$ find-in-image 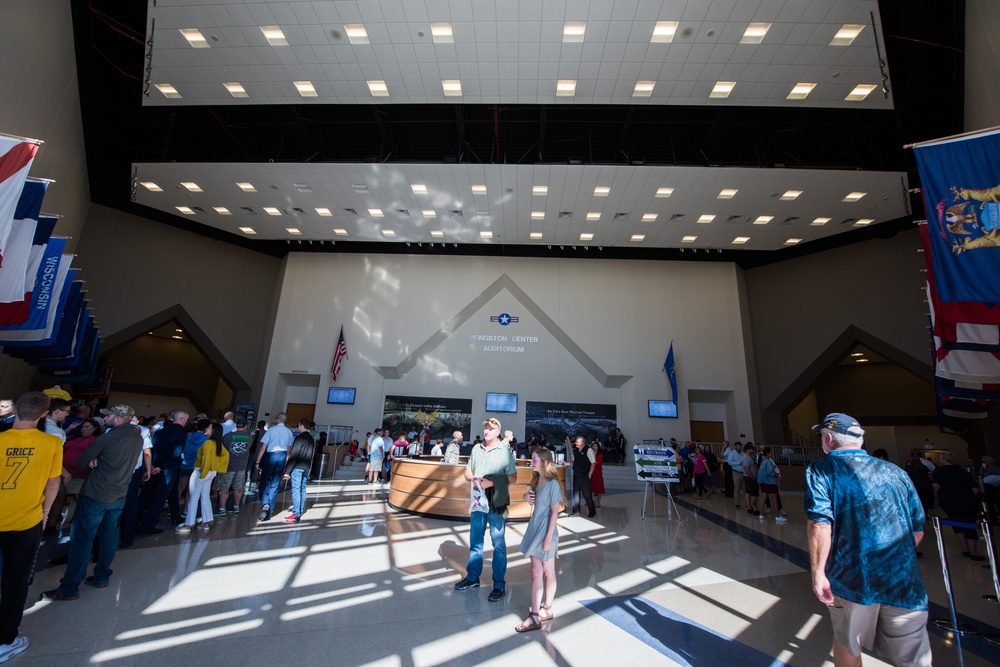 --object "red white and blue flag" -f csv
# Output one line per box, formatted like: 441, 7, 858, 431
0, 180, 48, 301
0, 138, 40, 261
331, 325, 348, 381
